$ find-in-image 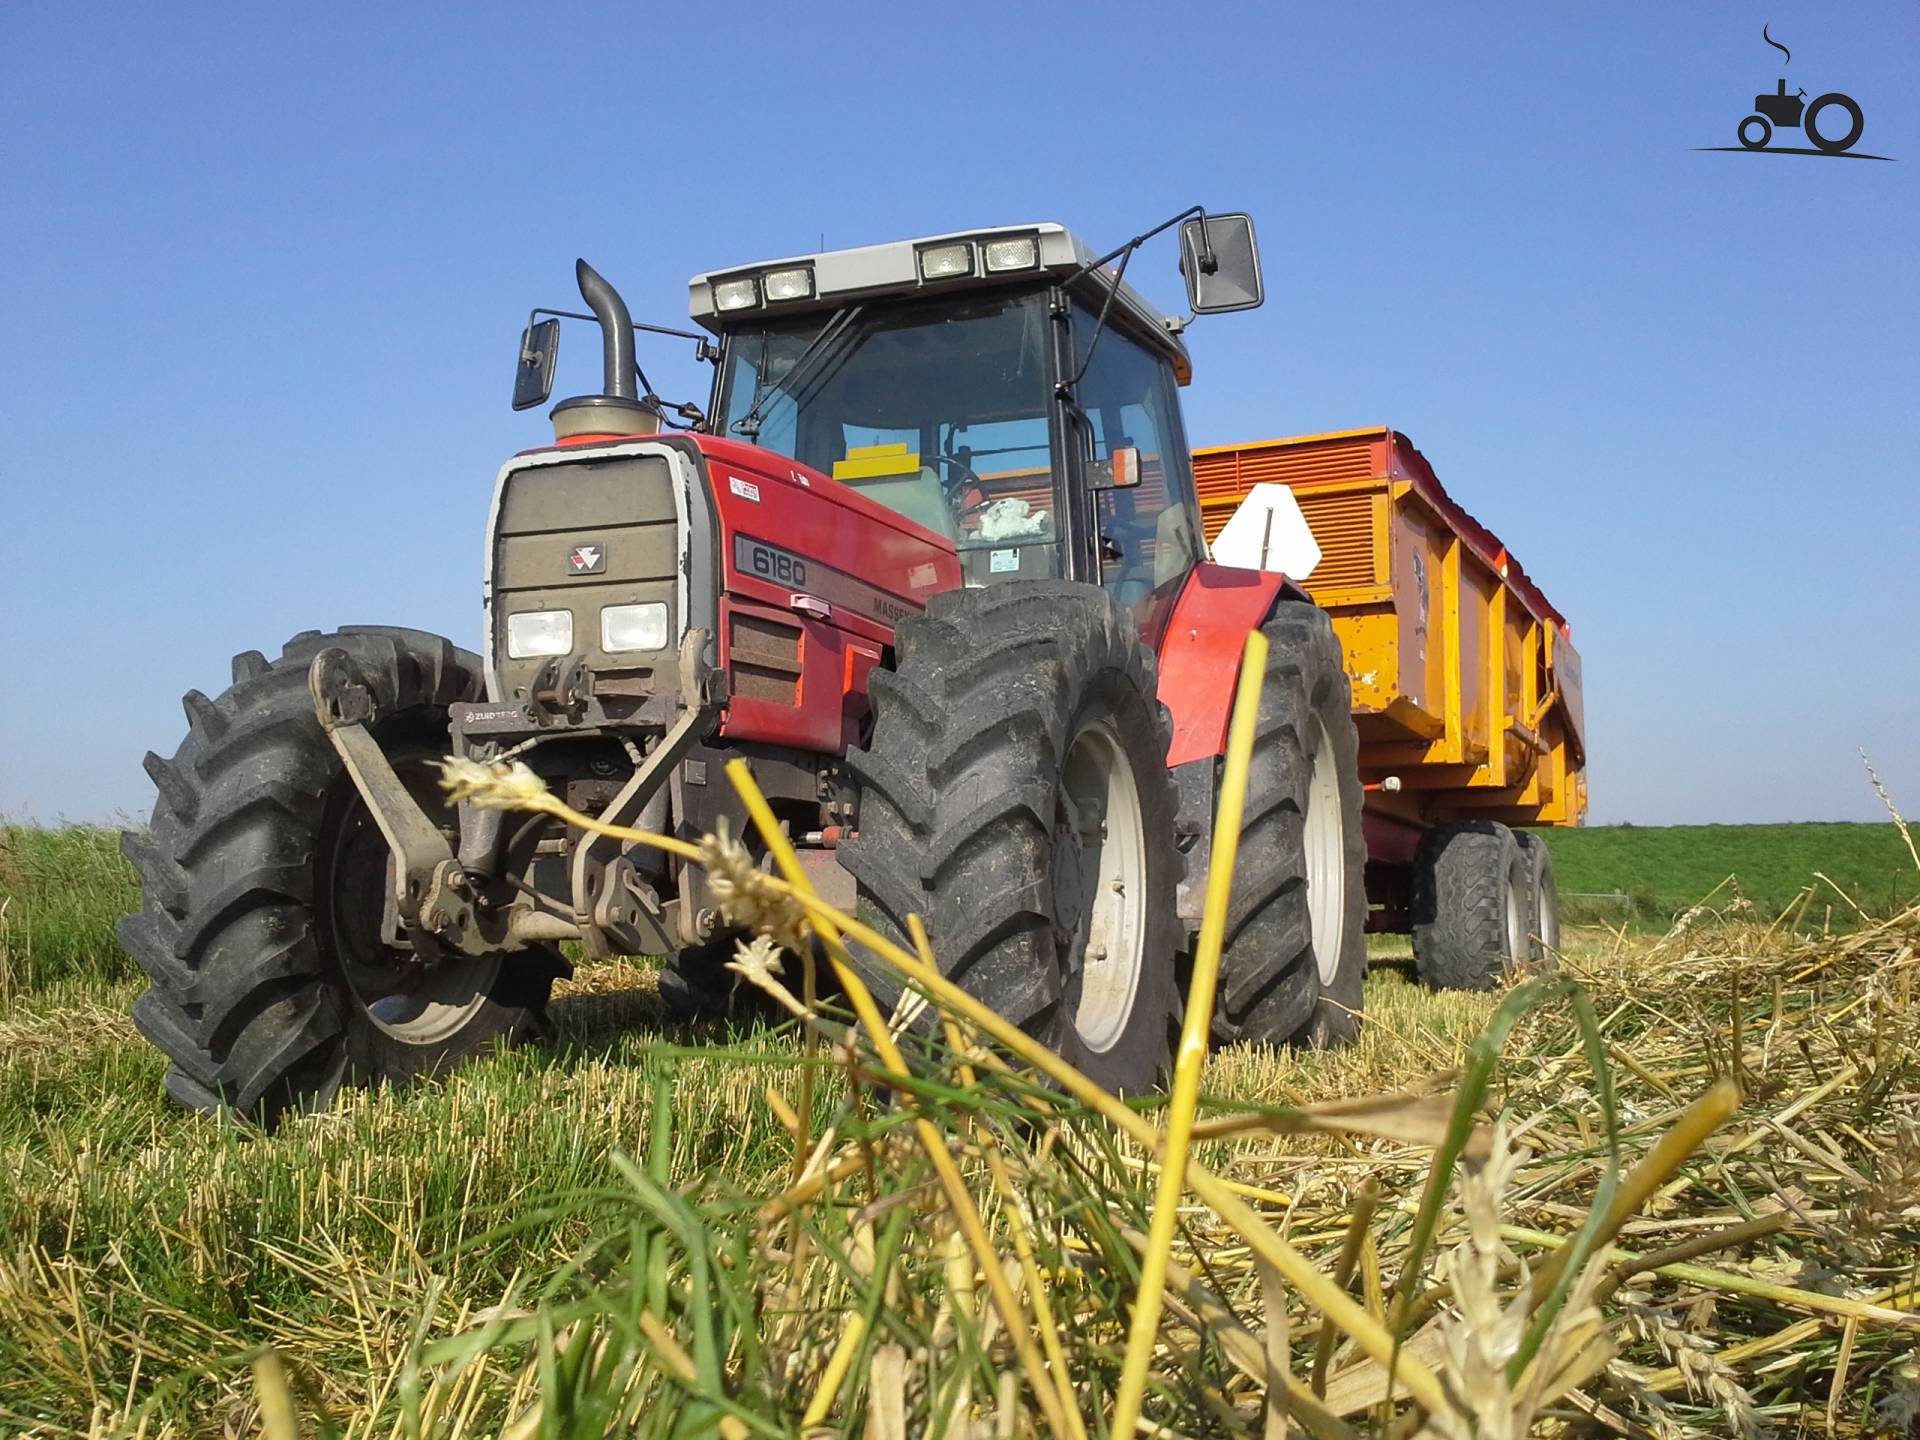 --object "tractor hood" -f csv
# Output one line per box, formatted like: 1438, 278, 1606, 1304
482, 434, 959, 744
